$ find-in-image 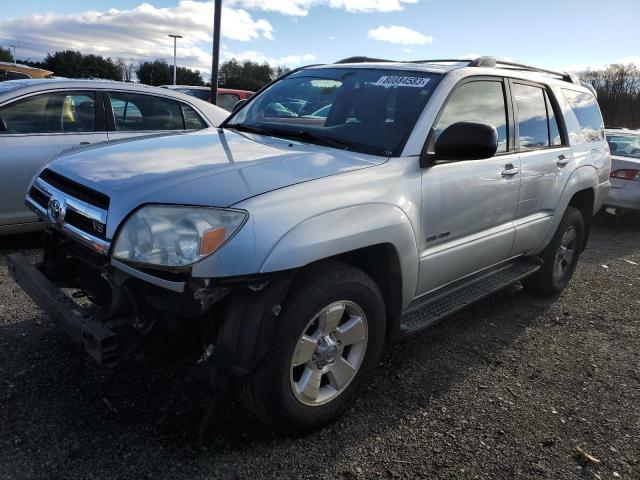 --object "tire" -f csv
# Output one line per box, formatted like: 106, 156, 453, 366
522, 206, 585, 296
236, 260, 386, 434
